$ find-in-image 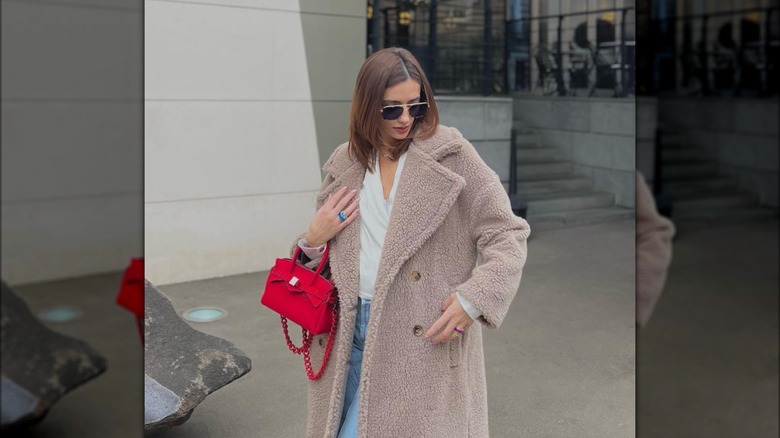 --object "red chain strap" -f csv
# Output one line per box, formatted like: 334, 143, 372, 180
281, 316, 311, 355
280, 304, 339, 380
